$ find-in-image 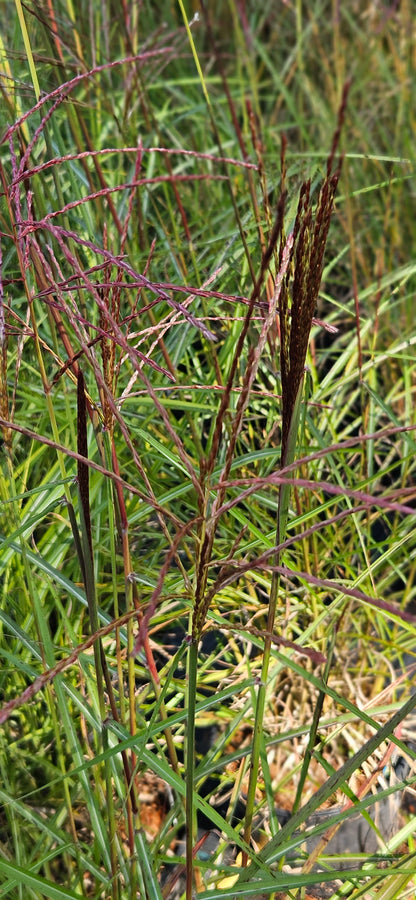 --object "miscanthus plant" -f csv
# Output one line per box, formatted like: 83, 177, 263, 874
0, 2, 415, 899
